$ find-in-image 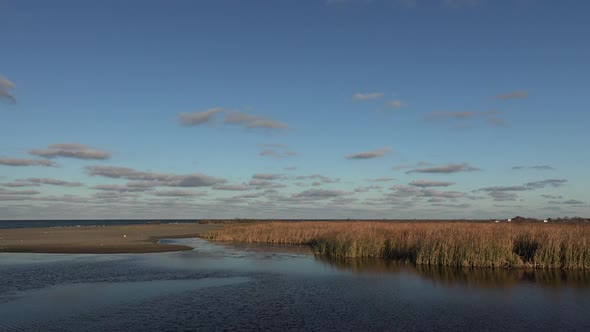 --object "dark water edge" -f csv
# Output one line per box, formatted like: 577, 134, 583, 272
315, 256, 590, 289
1, 238, 589, 331
0, 219, 200, 229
